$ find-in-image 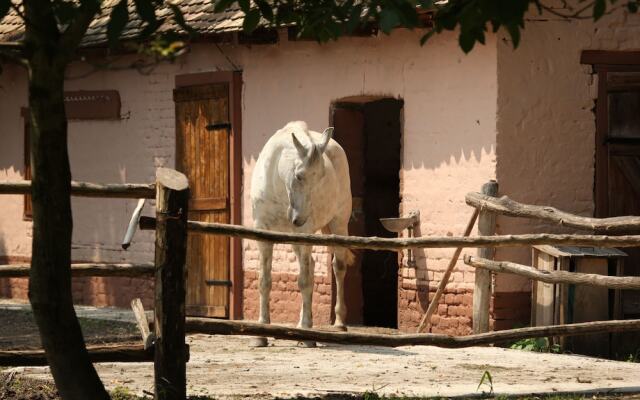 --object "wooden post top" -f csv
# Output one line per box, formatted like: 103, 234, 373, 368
156, 168, 189, 191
